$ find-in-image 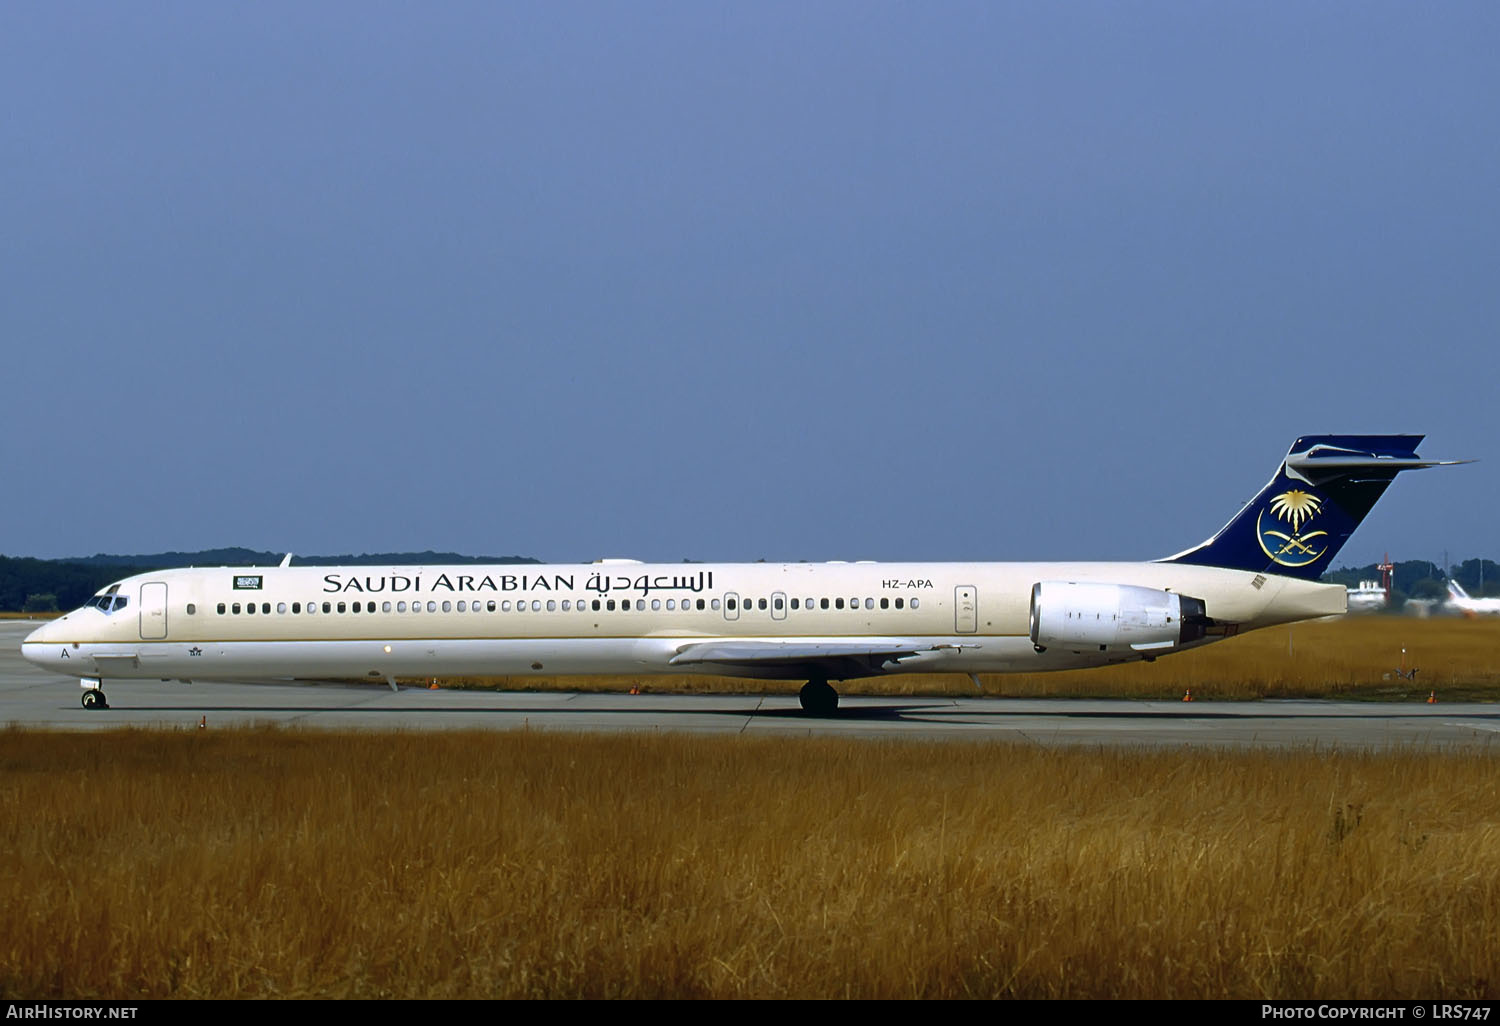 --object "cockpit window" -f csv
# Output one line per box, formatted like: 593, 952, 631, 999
86, 593, 129, 613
